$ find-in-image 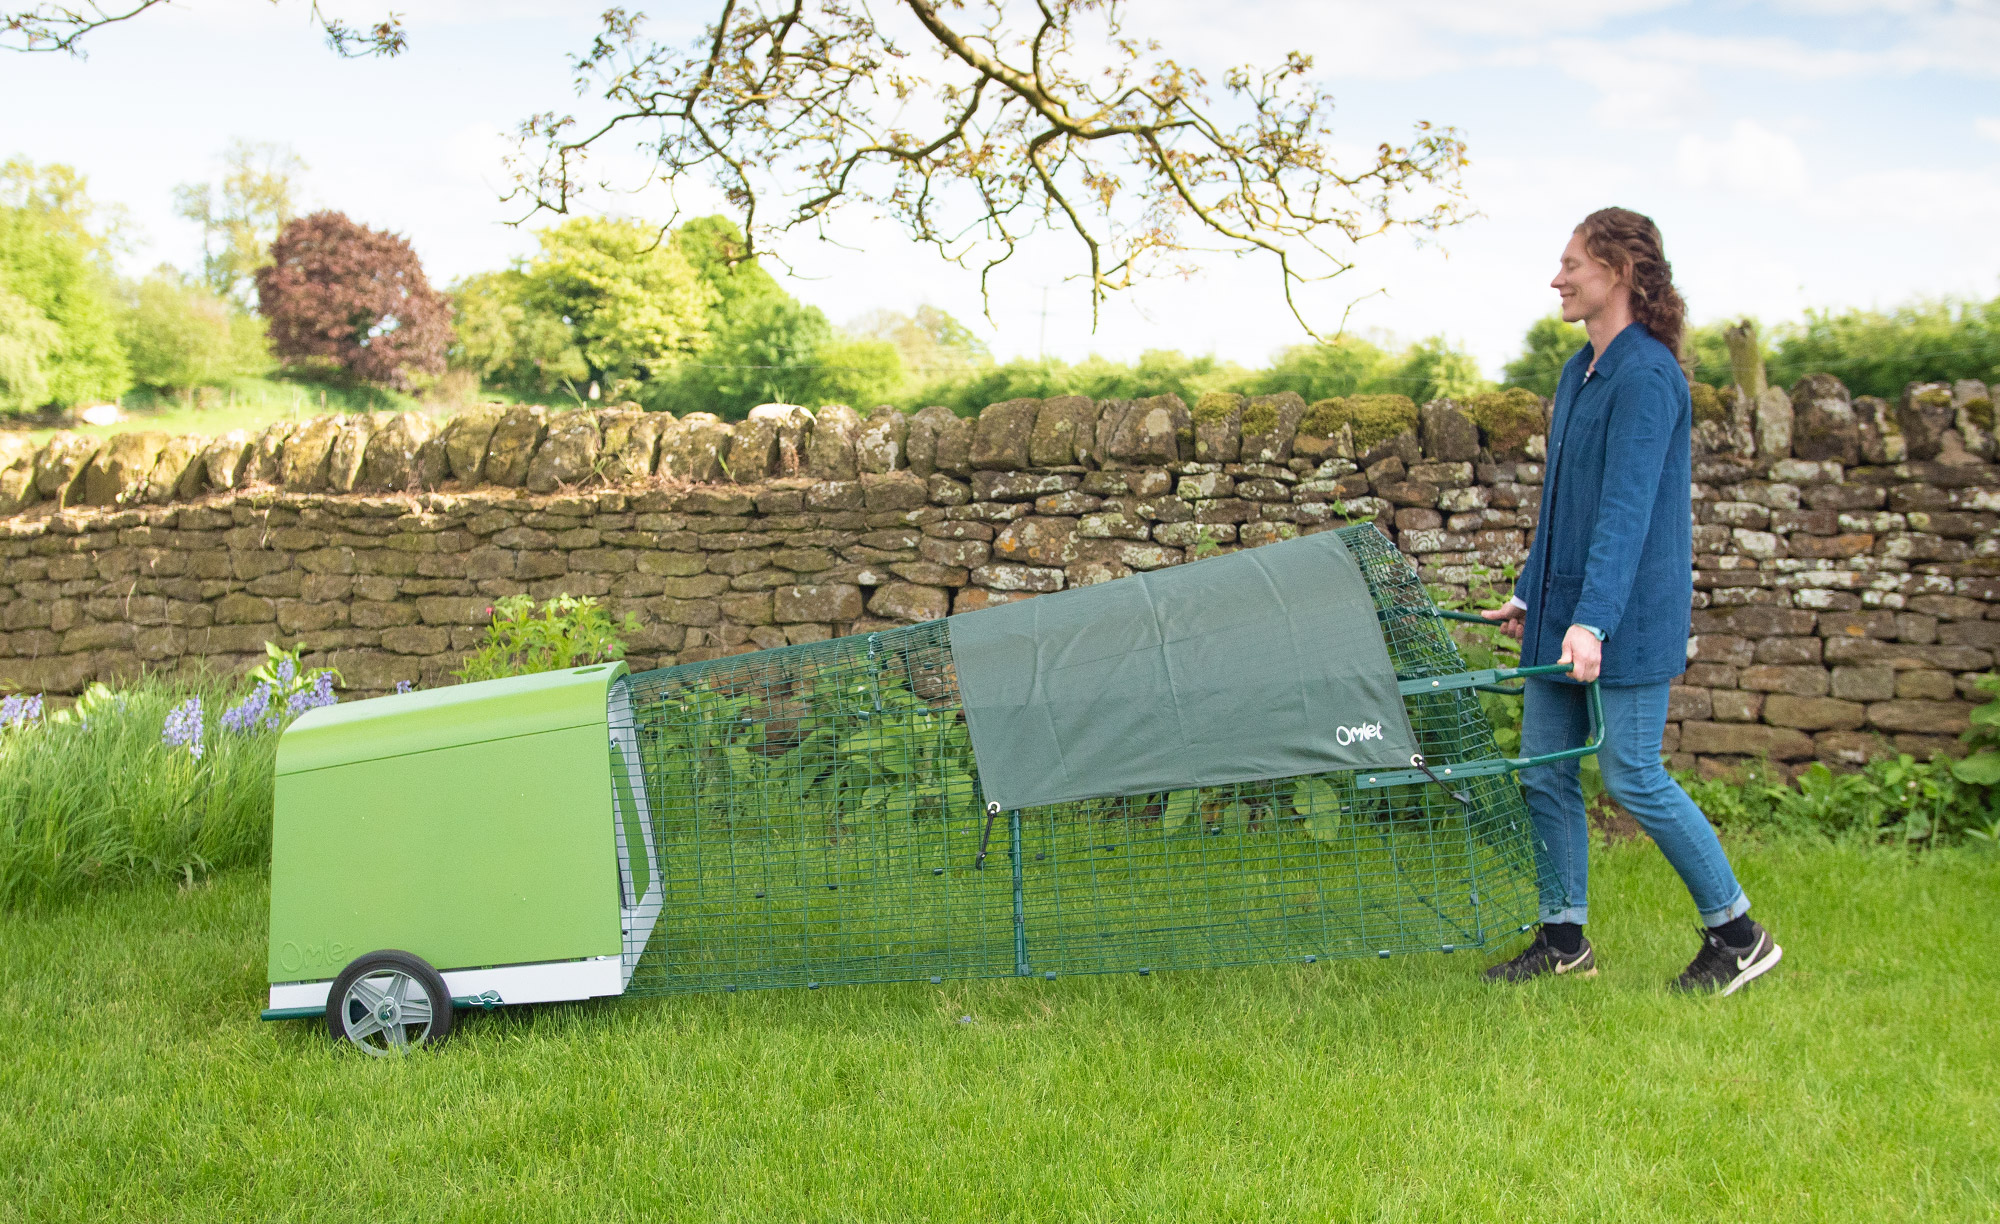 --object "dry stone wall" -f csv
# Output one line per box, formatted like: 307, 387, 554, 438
1, 376, 1996, 778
